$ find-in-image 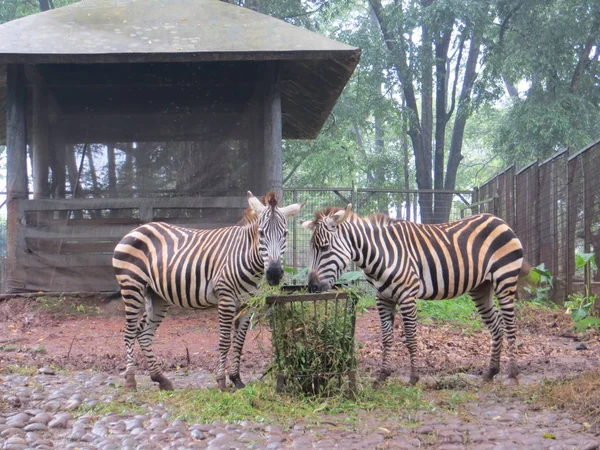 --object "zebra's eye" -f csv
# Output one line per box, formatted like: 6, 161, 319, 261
318, 245, 329, 253
258, 229, 265, 238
